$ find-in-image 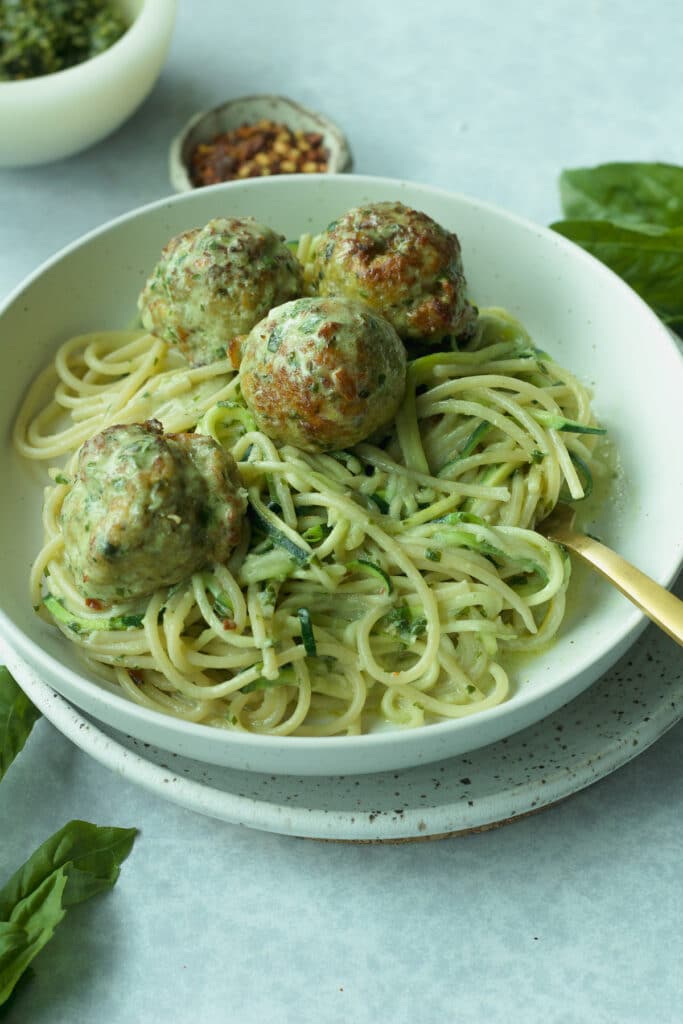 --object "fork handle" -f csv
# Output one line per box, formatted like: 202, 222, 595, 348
566, 533, 683, 646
